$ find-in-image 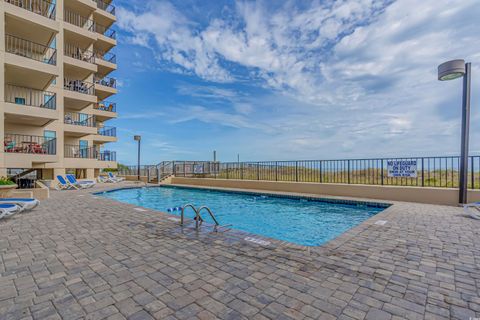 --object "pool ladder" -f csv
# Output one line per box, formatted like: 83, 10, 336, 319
180, 204, 230, 232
